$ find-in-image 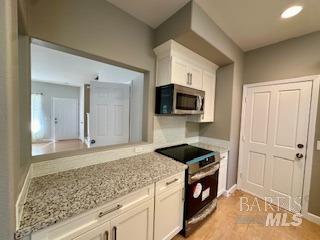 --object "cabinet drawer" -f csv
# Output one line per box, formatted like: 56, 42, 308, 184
155, 172, 185, 195
32, 185, 154, 240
